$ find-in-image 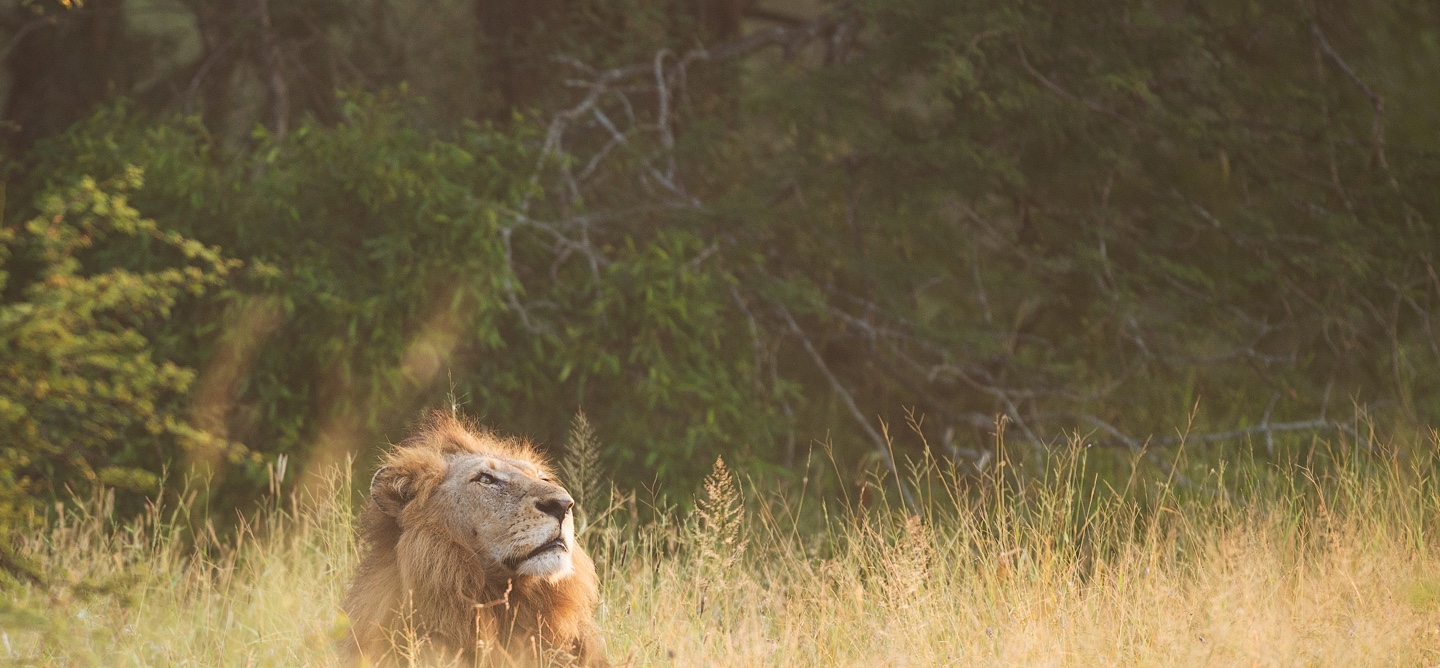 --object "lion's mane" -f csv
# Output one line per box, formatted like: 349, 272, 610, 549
342, 413, 606, 666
